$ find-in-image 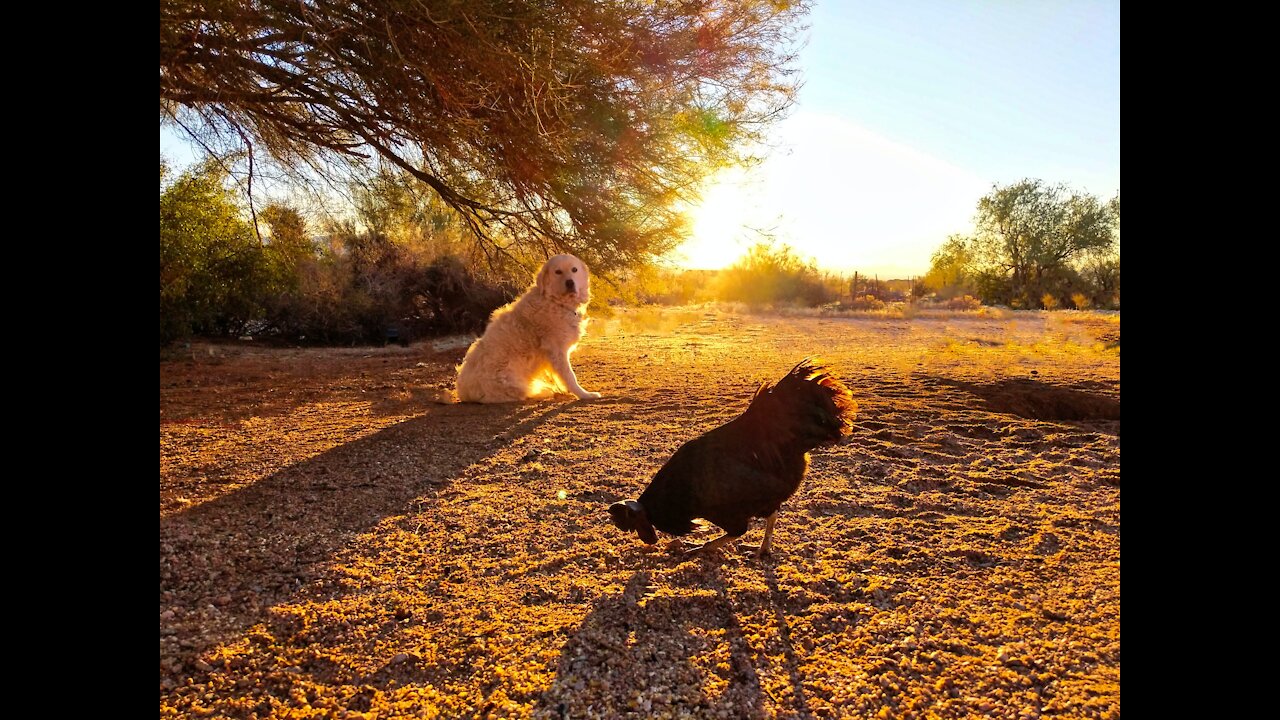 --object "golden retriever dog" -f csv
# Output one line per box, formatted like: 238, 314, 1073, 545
455, 254, 602, 403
